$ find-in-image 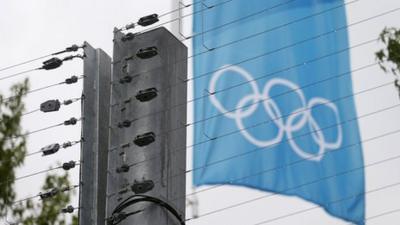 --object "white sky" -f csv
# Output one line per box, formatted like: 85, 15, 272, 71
0, 0, 399, 224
